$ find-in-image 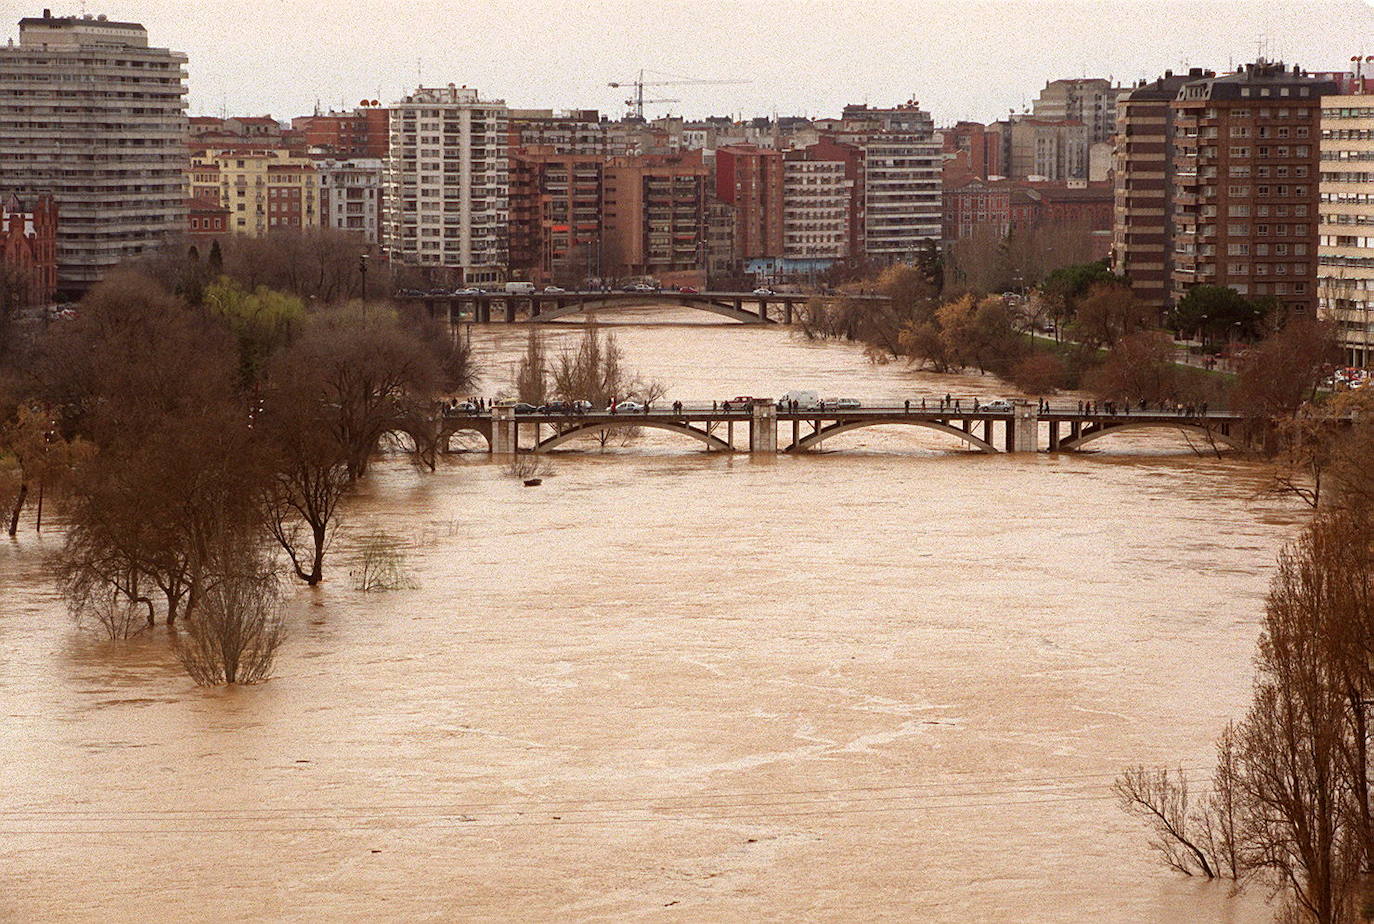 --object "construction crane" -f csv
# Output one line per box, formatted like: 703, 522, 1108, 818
609, 69, 750, 120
